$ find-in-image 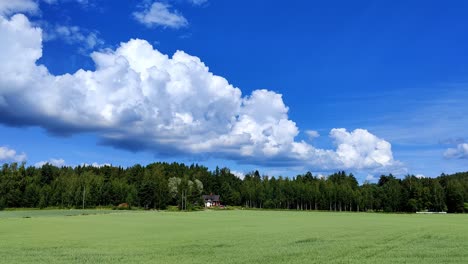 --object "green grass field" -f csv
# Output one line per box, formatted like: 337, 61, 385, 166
0, 210, 467, 263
